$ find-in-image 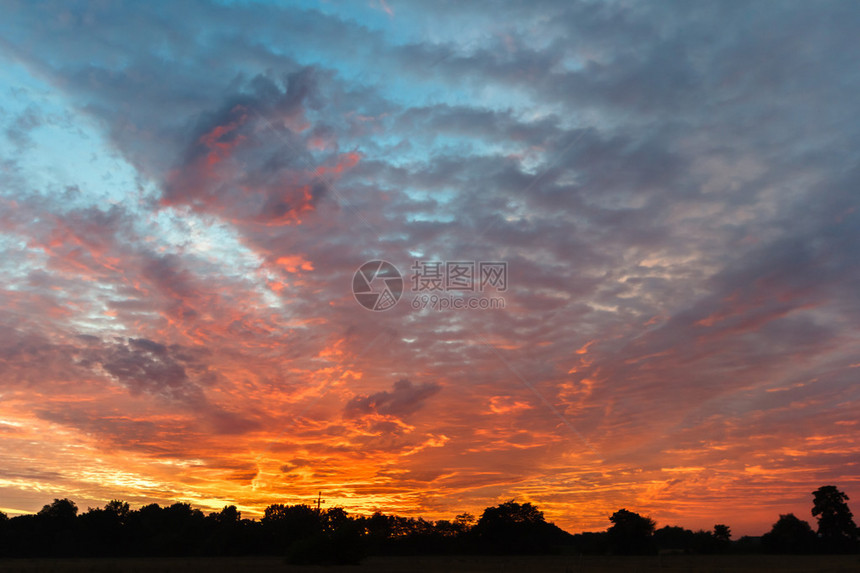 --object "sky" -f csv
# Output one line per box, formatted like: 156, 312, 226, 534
0, 0, 859, 537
